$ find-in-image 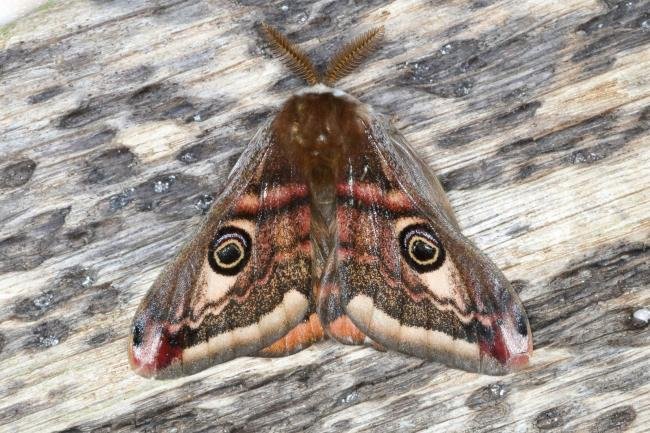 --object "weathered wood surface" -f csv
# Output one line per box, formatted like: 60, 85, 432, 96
0, 0, 649, 432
